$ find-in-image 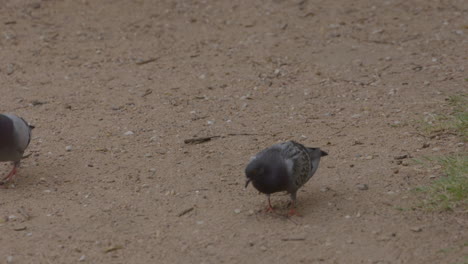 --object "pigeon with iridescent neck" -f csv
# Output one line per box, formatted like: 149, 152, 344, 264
245, 141, 327, 216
